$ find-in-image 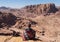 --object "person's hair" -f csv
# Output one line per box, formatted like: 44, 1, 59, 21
28, 23, 31, 28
